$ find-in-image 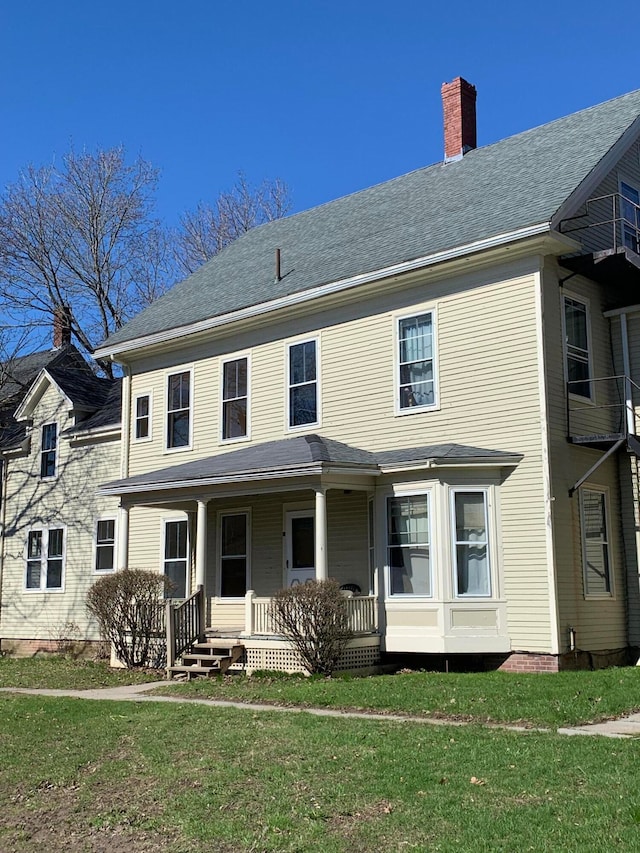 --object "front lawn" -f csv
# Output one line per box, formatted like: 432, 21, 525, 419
1, 694, 640, 852
0, 655, 161, 690
155, 666, 640, 728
